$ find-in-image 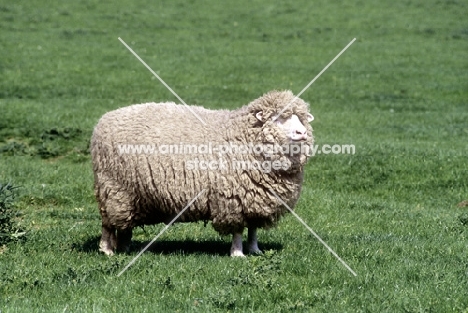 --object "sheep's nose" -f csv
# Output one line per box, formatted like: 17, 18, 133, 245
292, 129, 307, 141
